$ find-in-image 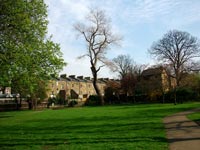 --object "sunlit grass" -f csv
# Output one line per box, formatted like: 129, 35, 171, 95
187, 111, 200, 124
0, 103, 200, 150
